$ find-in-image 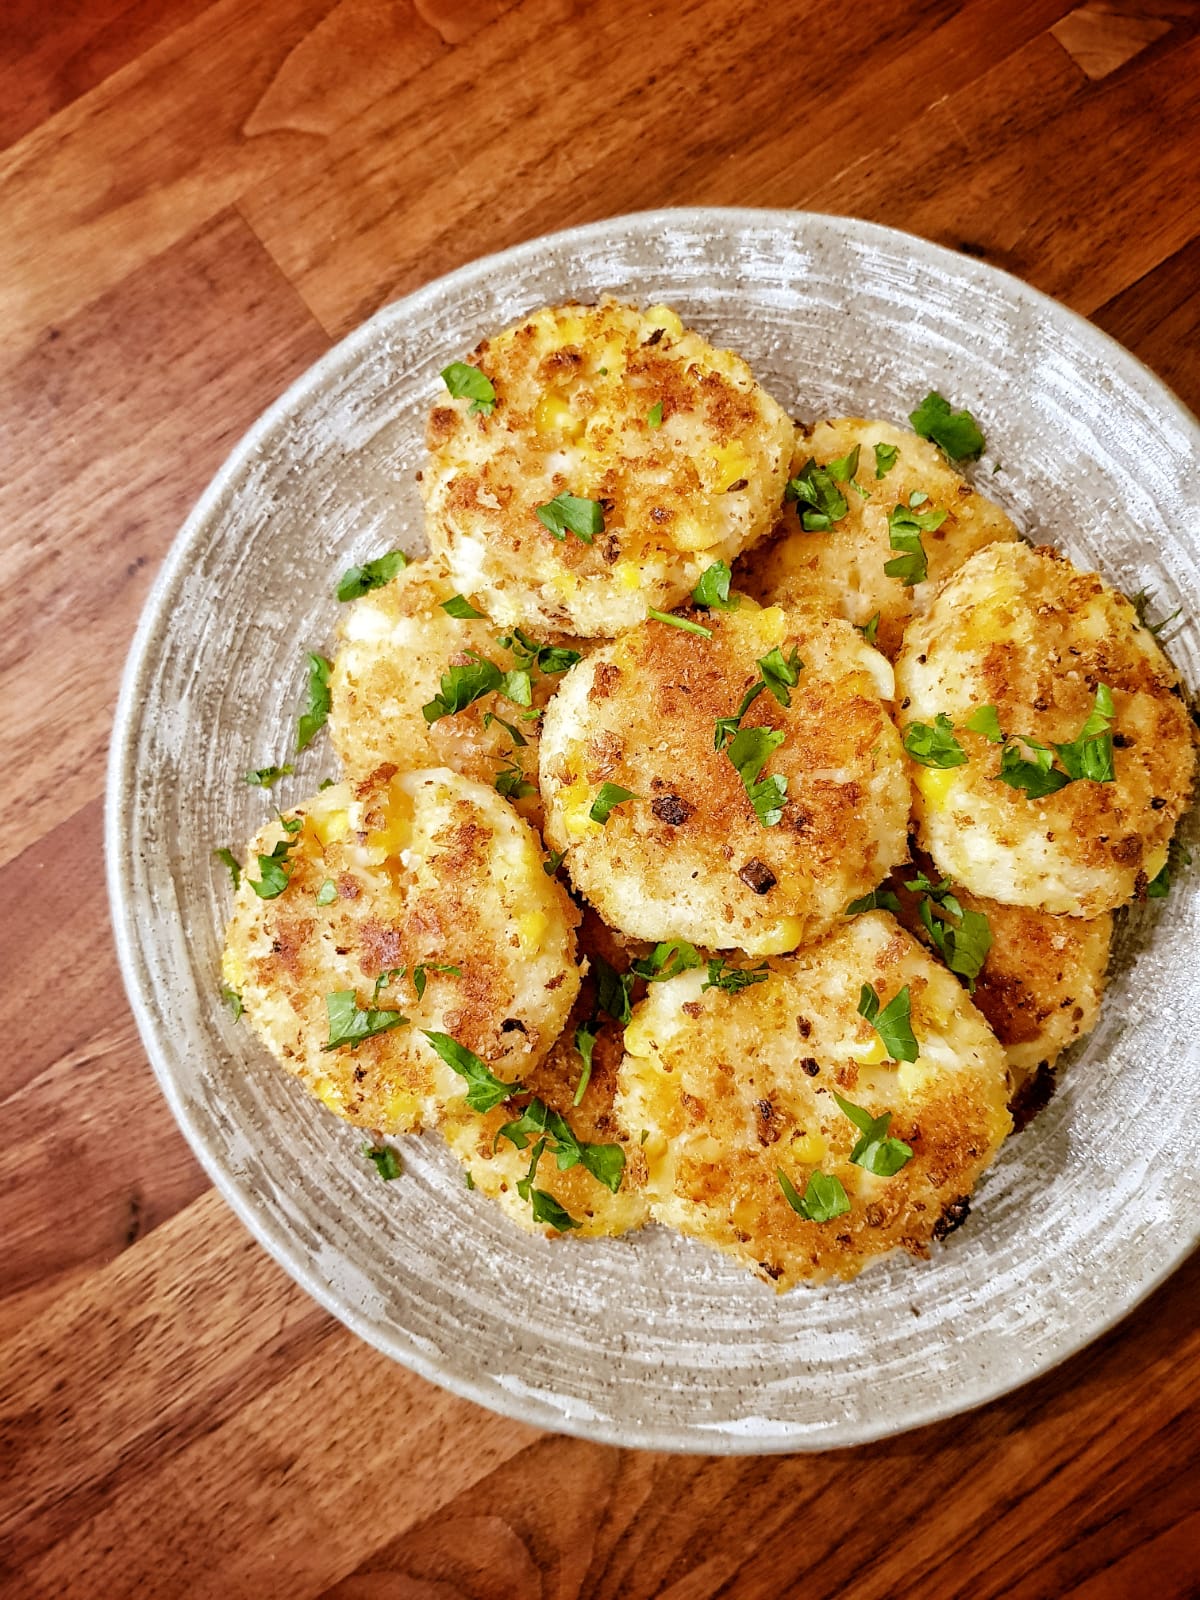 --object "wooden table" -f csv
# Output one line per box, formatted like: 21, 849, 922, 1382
3, 1, 1198, 1593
